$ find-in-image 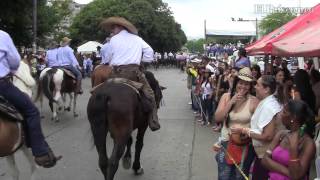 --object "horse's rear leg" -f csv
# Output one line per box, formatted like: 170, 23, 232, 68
122, 136, 133, 169
21, 146, 38, 180
6, 155, 19, 180
107, 139, 128, 180
72, 93, 78, 117
132, 126, 147, 175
